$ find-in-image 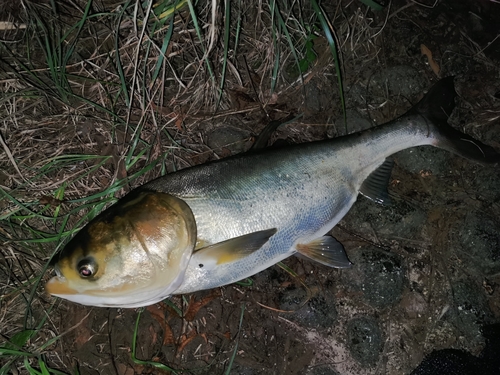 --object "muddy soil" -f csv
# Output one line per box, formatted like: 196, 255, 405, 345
10, 0, 500, 374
